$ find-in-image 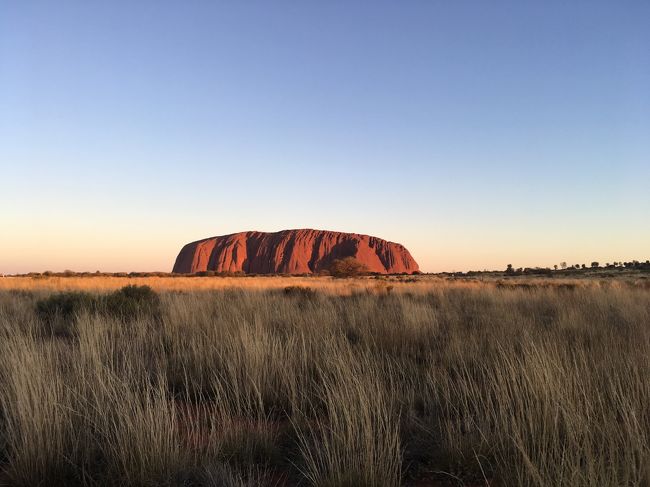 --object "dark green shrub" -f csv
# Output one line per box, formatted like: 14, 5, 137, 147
104, 285, 161, 322
35, 291, 99, 336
